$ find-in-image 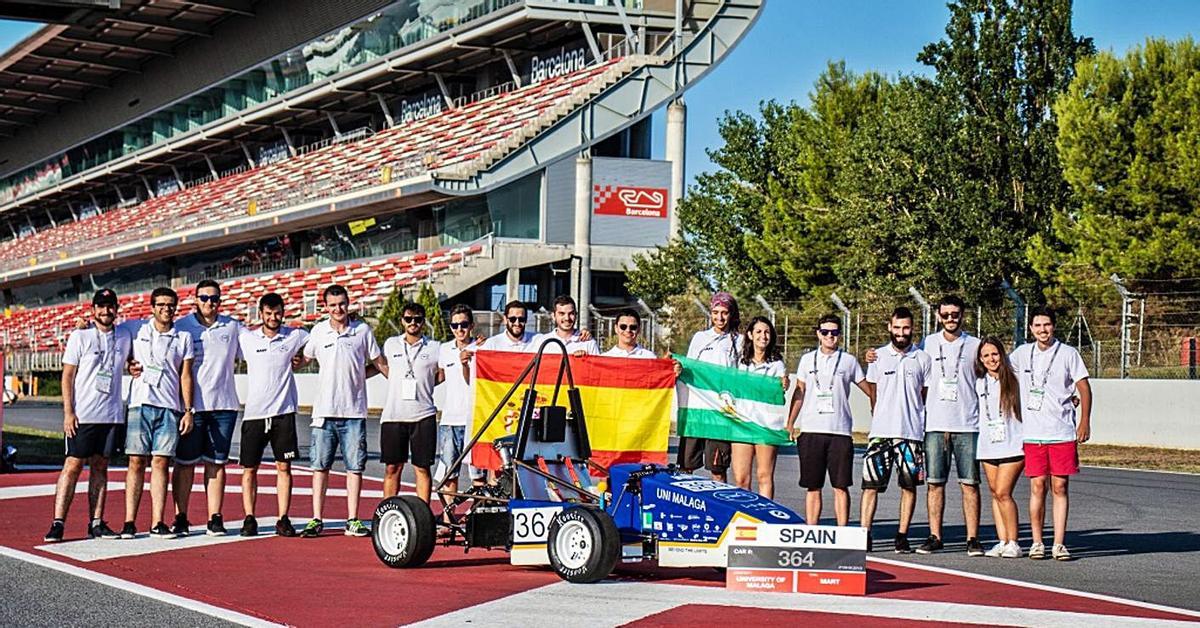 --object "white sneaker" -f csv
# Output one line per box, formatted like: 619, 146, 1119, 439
1001, 541, 1022, 558
984, 541, 1006, 558
1028, 542, 1046, 559
1053, 544, 1072, 561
